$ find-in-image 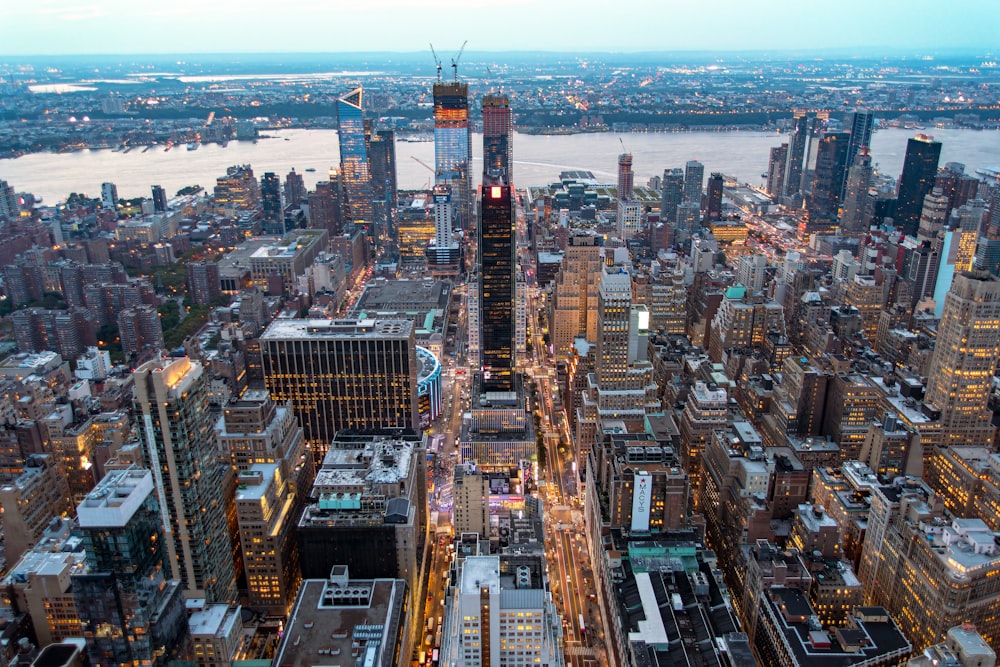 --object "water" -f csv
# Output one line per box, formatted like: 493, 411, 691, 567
2, 127, 998, 203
